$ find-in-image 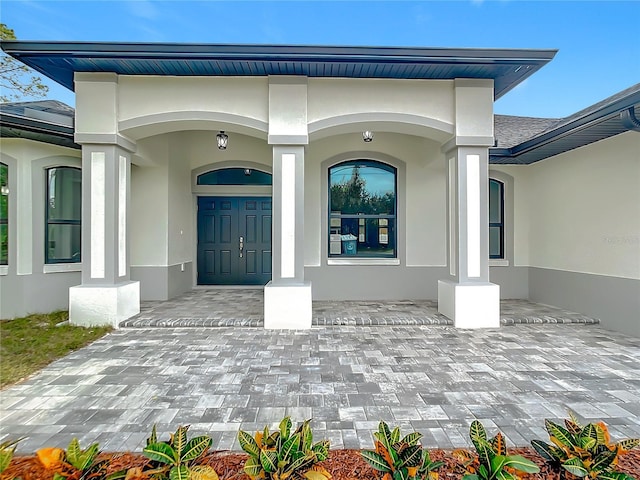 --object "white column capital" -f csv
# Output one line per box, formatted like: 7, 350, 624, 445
74, 133, 137, 153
